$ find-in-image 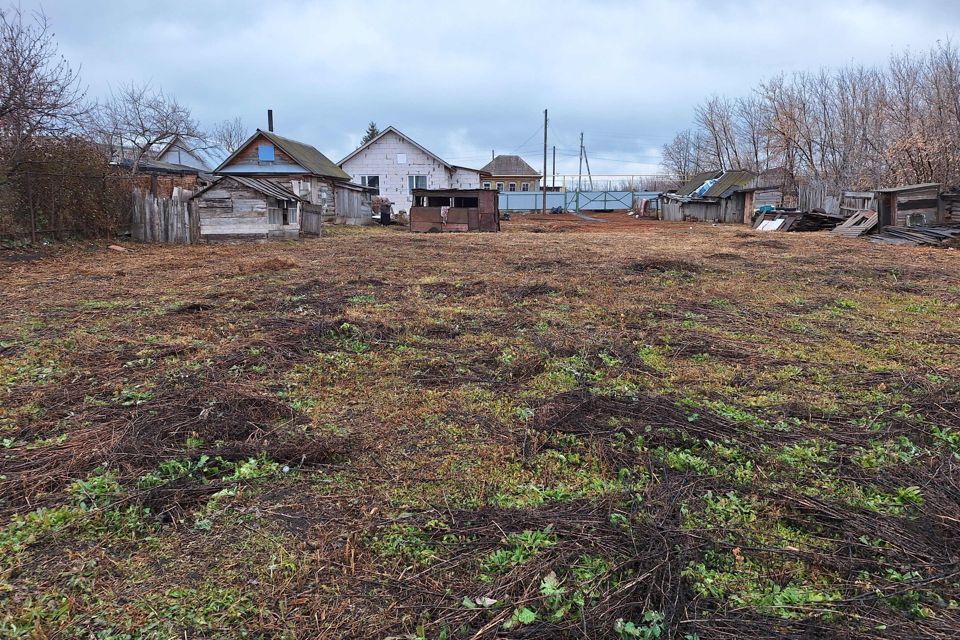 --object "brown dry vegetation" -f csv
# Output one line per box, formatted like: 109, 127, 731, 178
1, 217, 960, 639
